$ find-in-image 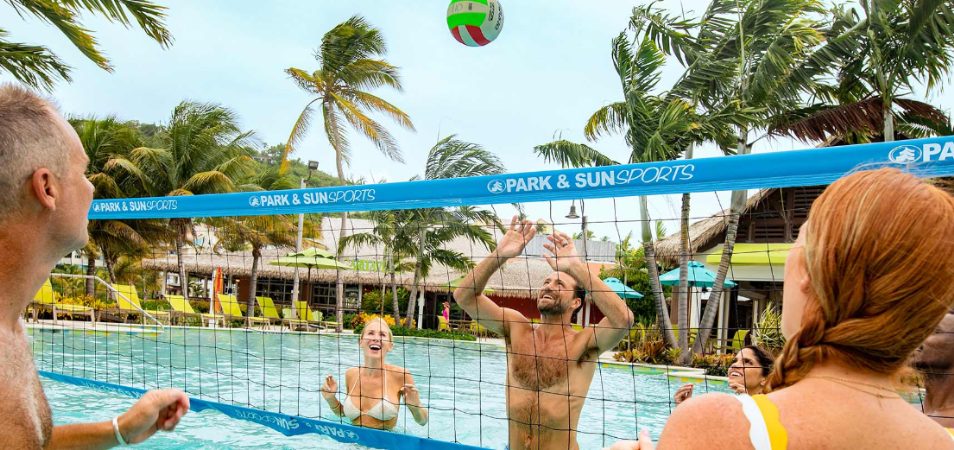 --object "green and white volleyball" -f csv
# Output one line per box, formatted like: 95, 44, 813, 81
447, 0, 504, 47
